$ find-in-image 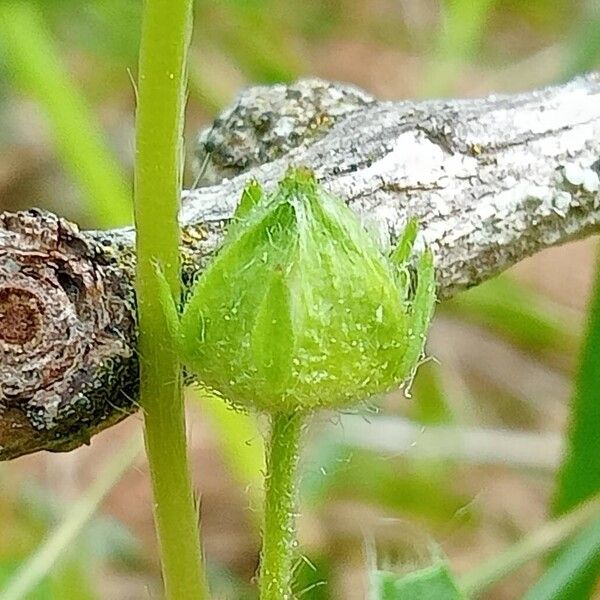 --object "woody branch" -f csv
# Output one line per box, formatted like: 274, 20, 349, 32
1, 74, 599, 460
